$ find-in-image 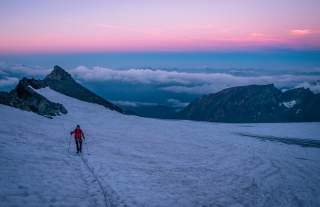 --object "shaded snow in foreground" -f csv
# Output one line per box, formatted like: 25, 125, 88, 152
0, 87, 320, 207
